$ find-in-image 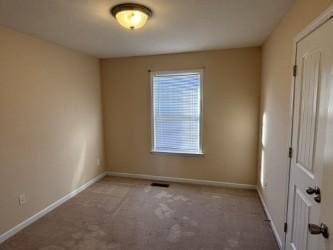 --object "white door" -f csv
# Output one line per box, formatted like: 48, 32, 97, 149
286, 18, 333, 250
